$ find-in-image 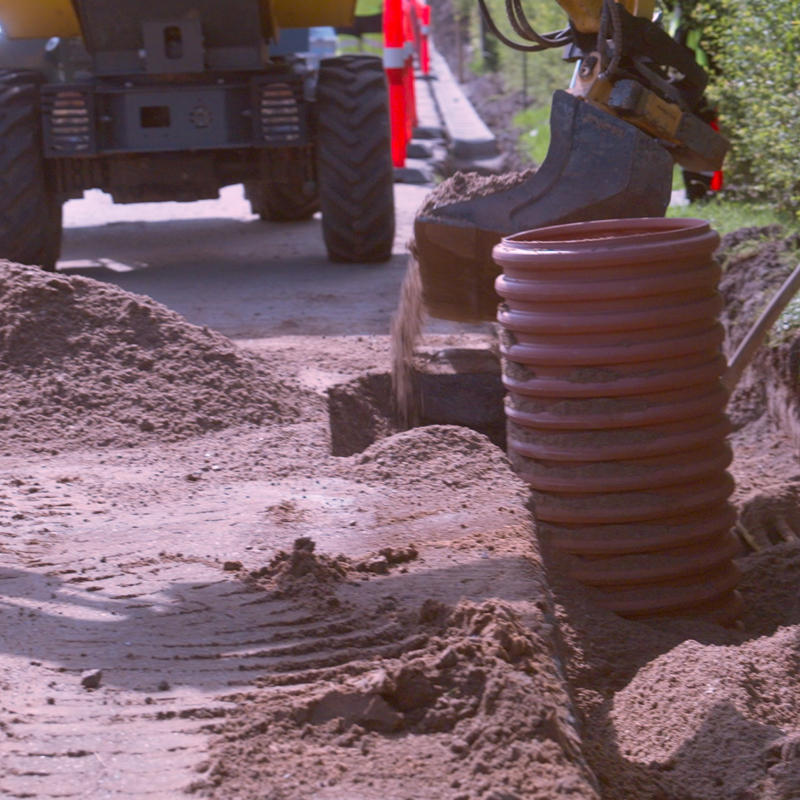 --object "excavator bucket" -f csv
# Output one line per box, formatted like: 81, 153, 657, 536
415, 90, 674, 323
